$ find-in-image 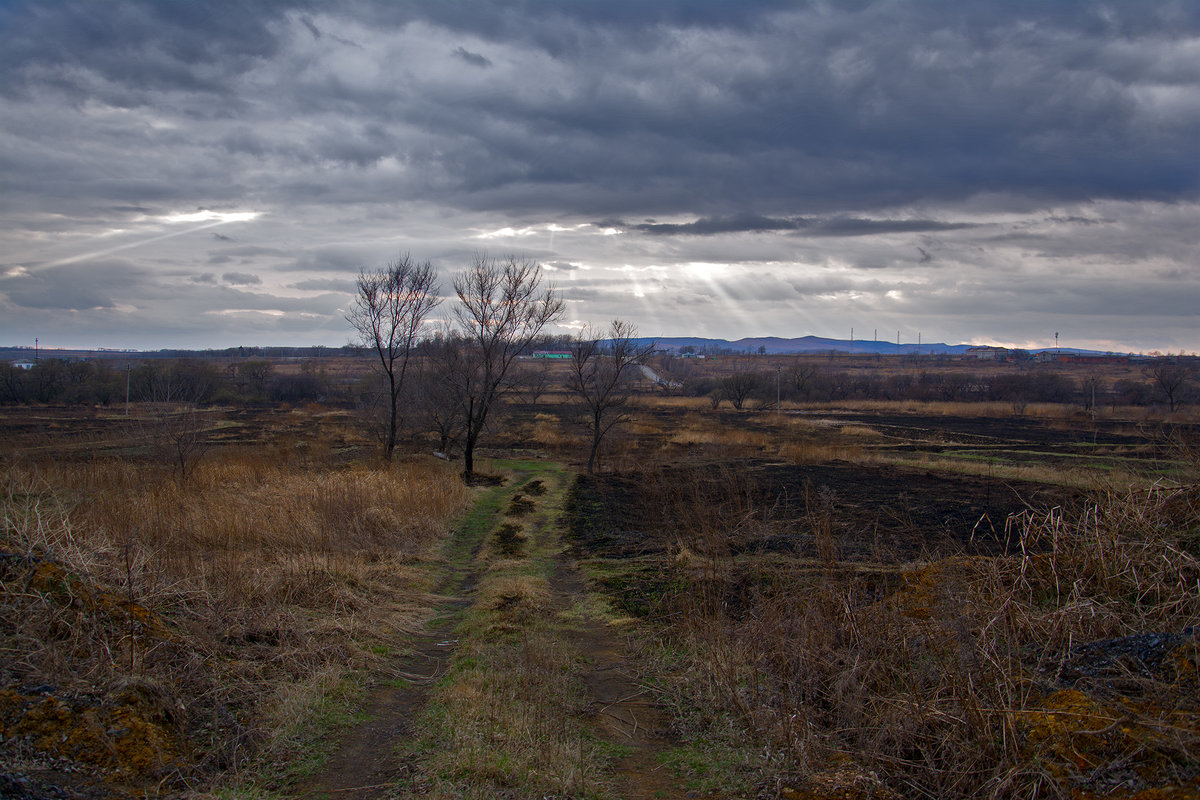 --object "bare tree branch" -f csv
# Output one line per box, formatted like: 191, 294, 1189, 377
347, 255, 440, 461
